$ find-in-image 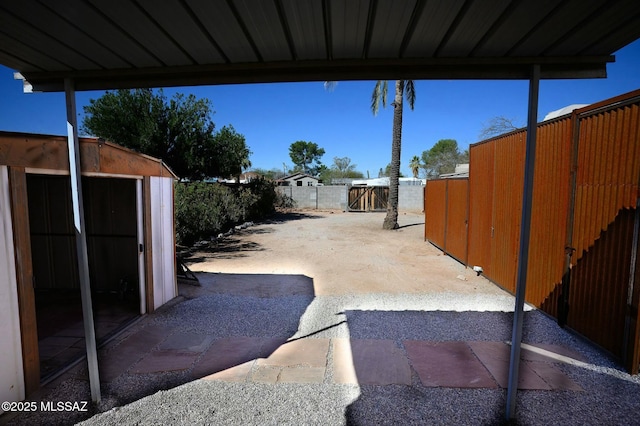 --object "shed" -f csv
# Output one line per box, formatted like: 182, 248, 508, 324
0, 131, 177, 402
